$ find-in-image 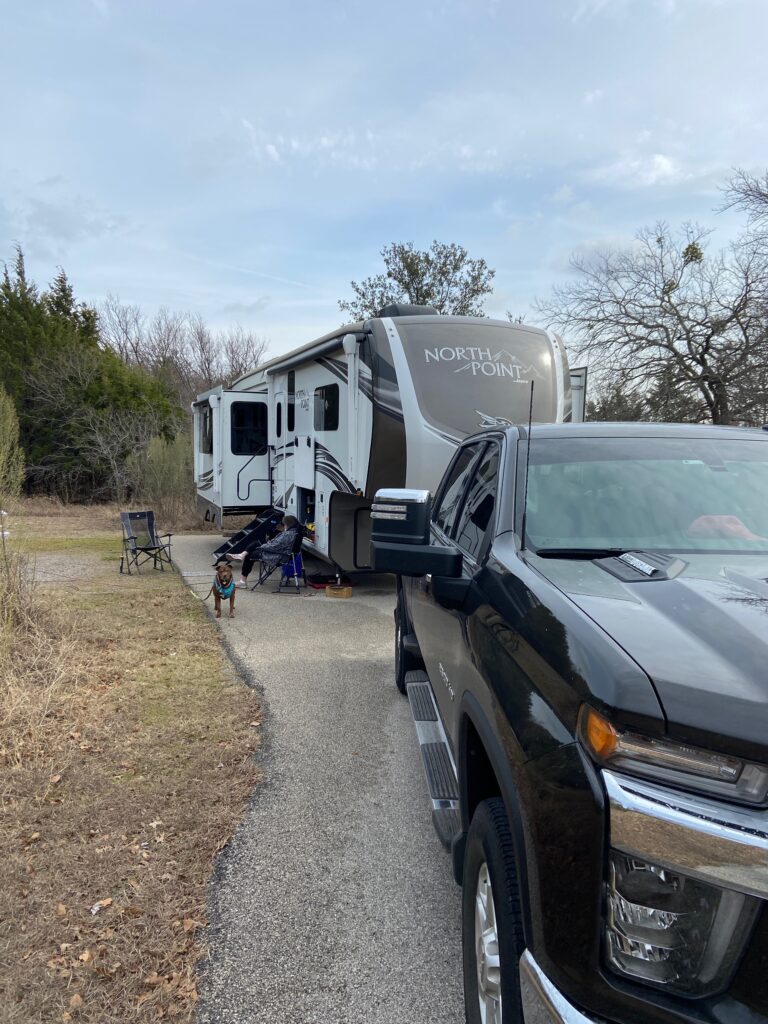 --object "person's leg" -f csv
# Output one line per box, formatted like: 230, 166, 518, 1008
238, 547, 261, 586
